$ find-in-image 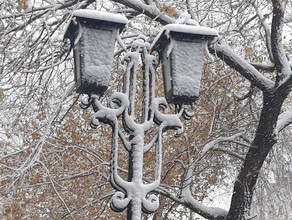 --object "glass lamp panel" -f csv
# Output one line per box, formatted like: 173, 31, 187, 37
79, 26, 116, 94
171, 39, 207, 102
73, 42, 82, 91
162, 47, 173, 102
